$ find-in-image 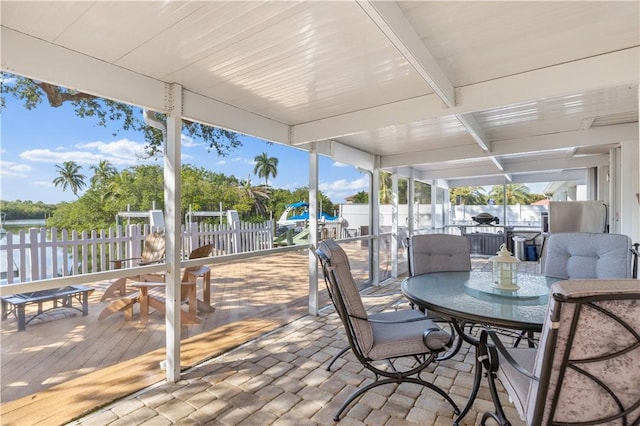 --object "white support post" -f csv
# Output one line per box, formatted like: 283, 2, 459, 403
408, 170, 415, 238
164, 83, 183, 382
620, 140, 639, 242
308, 146, 319, 315
431, 180, 437, 230
371, 166, 380, 285
391, 171, 399, 278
